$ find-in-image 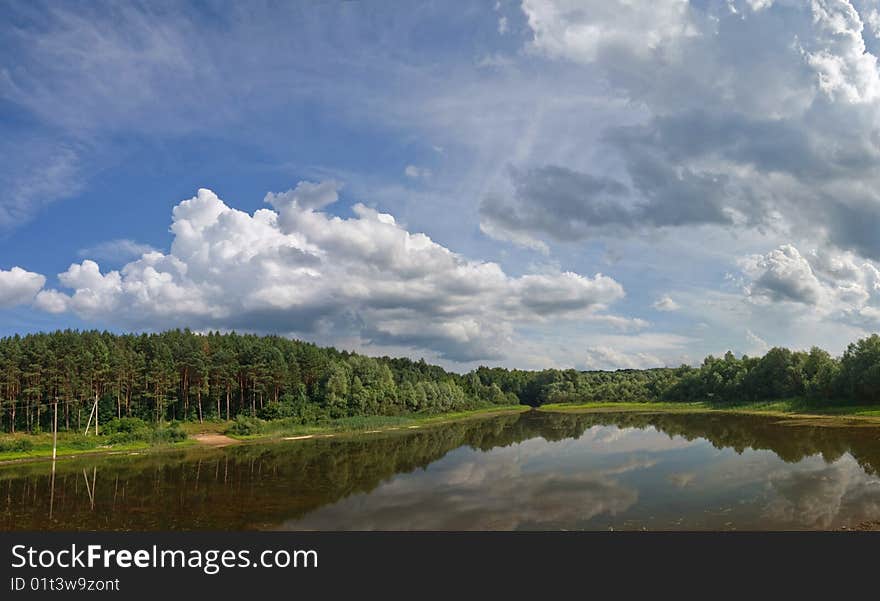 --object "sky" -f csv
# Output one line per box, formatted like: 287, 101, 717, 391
3, 0, 880, 371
